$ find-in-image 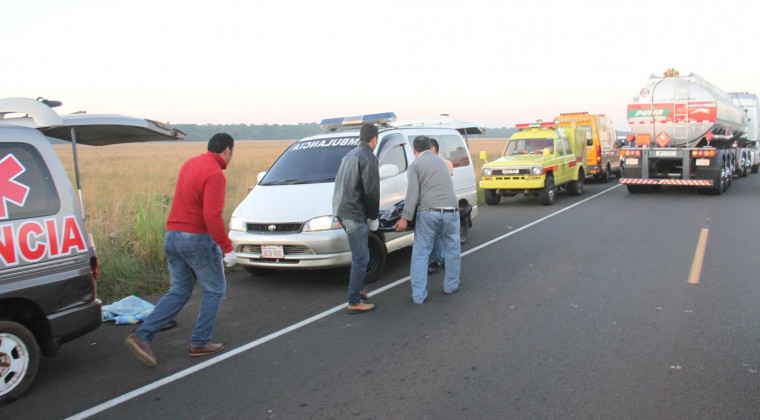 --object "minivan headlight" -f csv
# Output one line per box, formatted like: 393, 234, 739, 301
483, 168, 493, 176
229, 216, 246, 232
531, 166, 543, 175
303, 216, 342, 232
